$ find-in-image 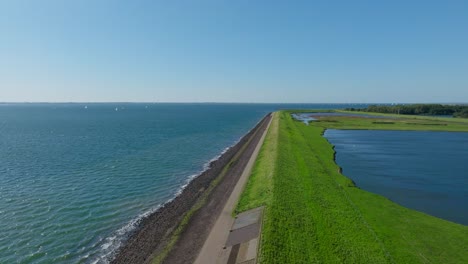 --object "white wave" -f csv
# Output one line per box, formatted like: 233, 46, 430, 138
88, 203, 163, 263
89, 115, 267, 263
87, 145, 234, 263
